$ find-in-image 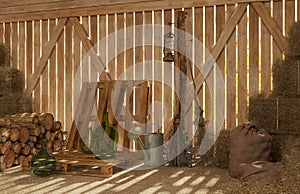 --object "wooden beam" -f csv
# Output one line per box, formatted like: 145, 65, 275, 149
190, 3, 248, 99
211, 3, 248, 60
251, 2, 288, 53
0, 0, 279, 23
69, 17, 111, 81
24, 17, 68, 97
